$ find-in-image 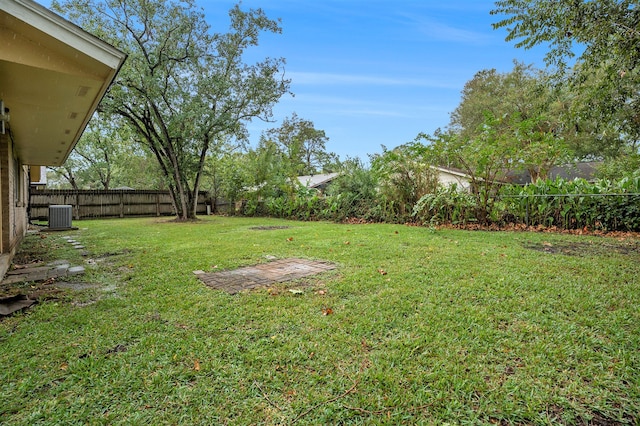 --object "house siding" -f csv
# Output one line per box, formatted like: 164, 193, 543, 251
0, 130, 28, 255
